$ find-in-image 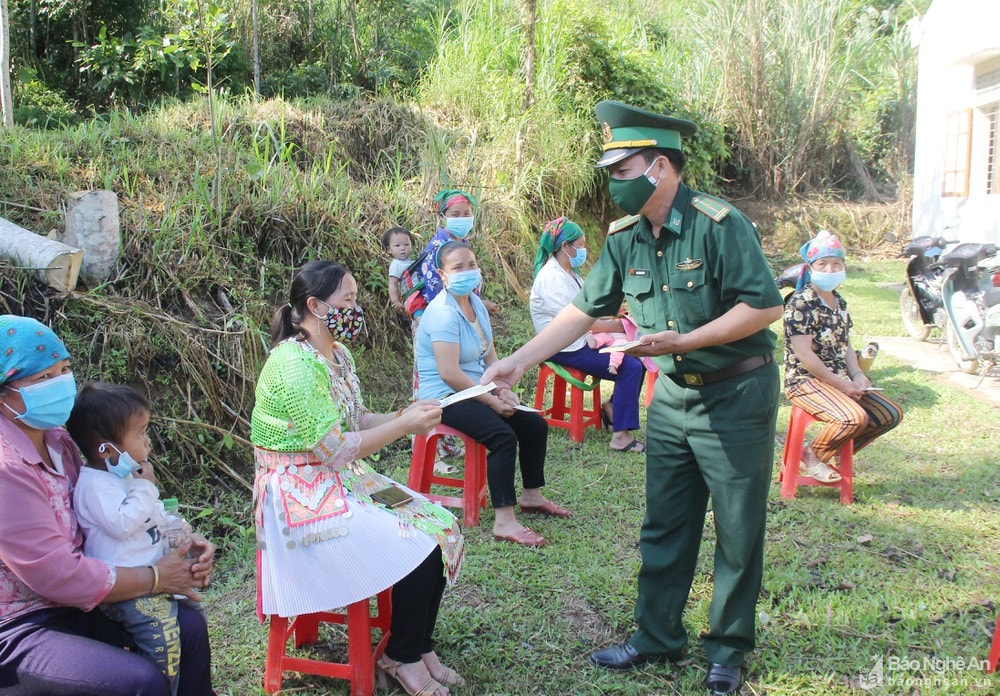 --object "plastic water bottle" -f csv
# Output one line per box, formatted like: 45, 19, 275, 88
162, 497, 196, 558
